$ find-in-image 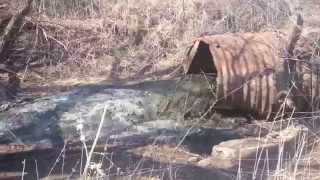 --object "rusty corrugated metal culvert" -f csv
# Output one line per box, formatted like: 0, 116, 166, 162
183, 31, 320, 118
